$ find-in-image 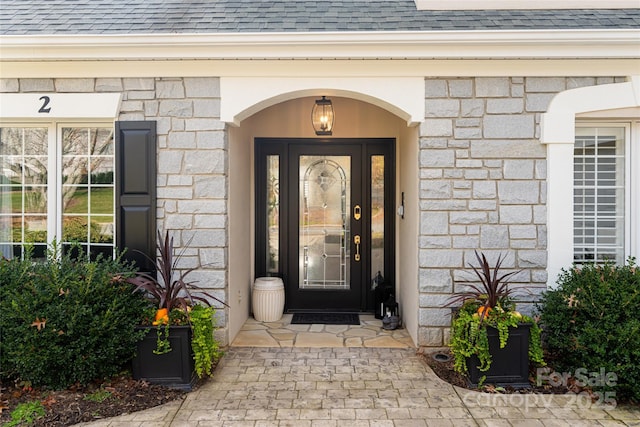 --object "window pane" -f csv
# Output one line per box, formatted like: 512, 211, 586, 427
63, 216, 89, 243
93, 128, 115, 156
62, 126, 116, 258
63, 127, 88, 155
21, 157, 48, 185
63, 186, 88, 214
24, 187, 47, 213
1, 125, 114, 259
92, 216, 114, 243
266, 155, 279, 273
62, 156, 88, 185
0, 127, 48, 259
574, 127, 625, 264
24, 215, 47, 243
90, 187, 114, 215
